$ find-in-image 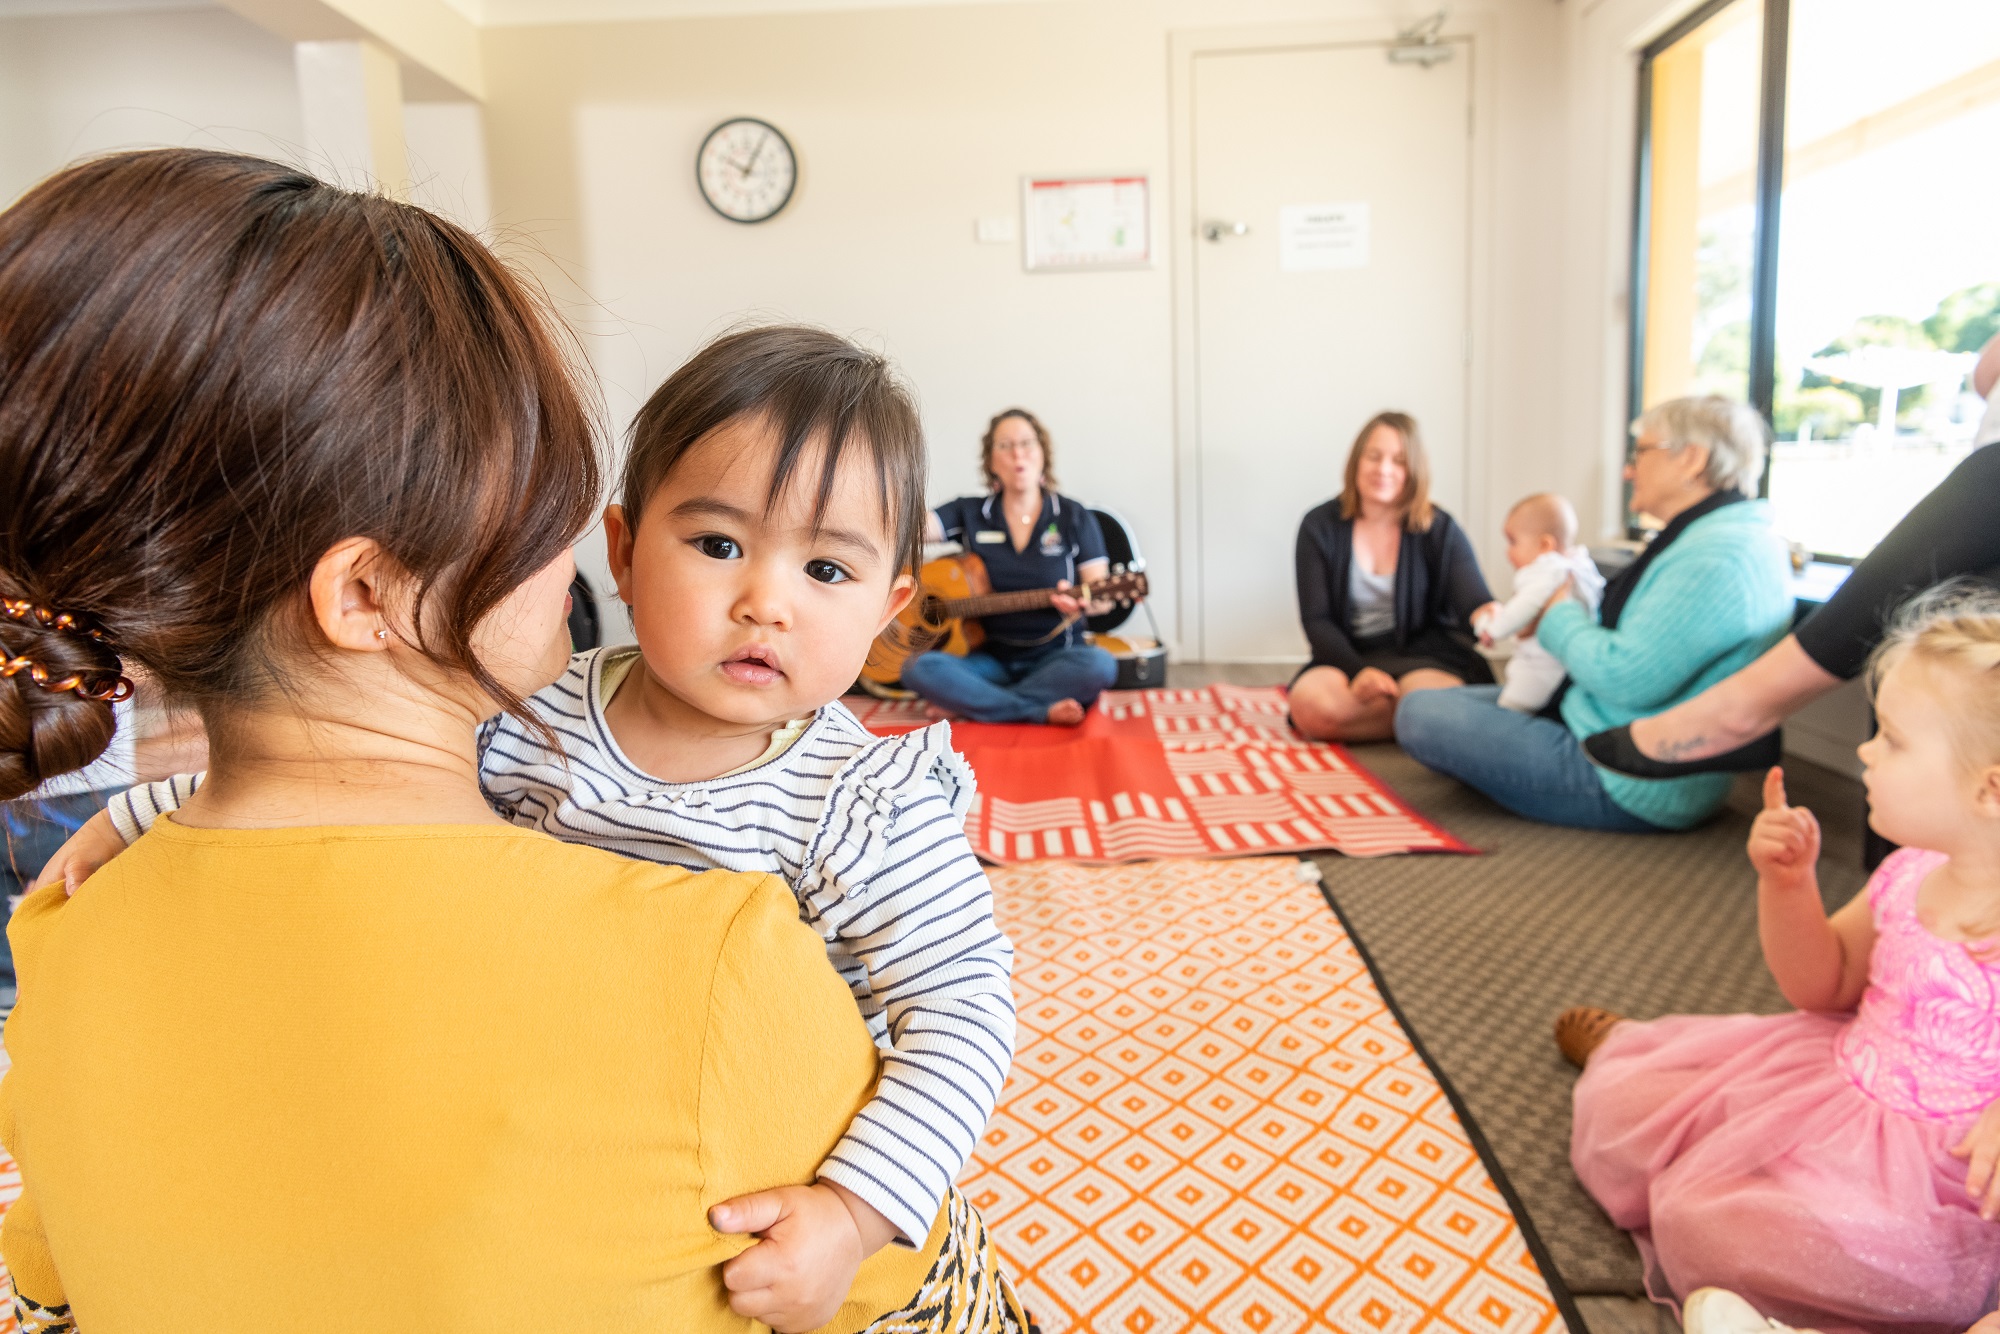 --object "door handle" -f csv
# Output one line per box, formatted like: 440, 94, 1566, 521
1201, 220, 1250, 242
